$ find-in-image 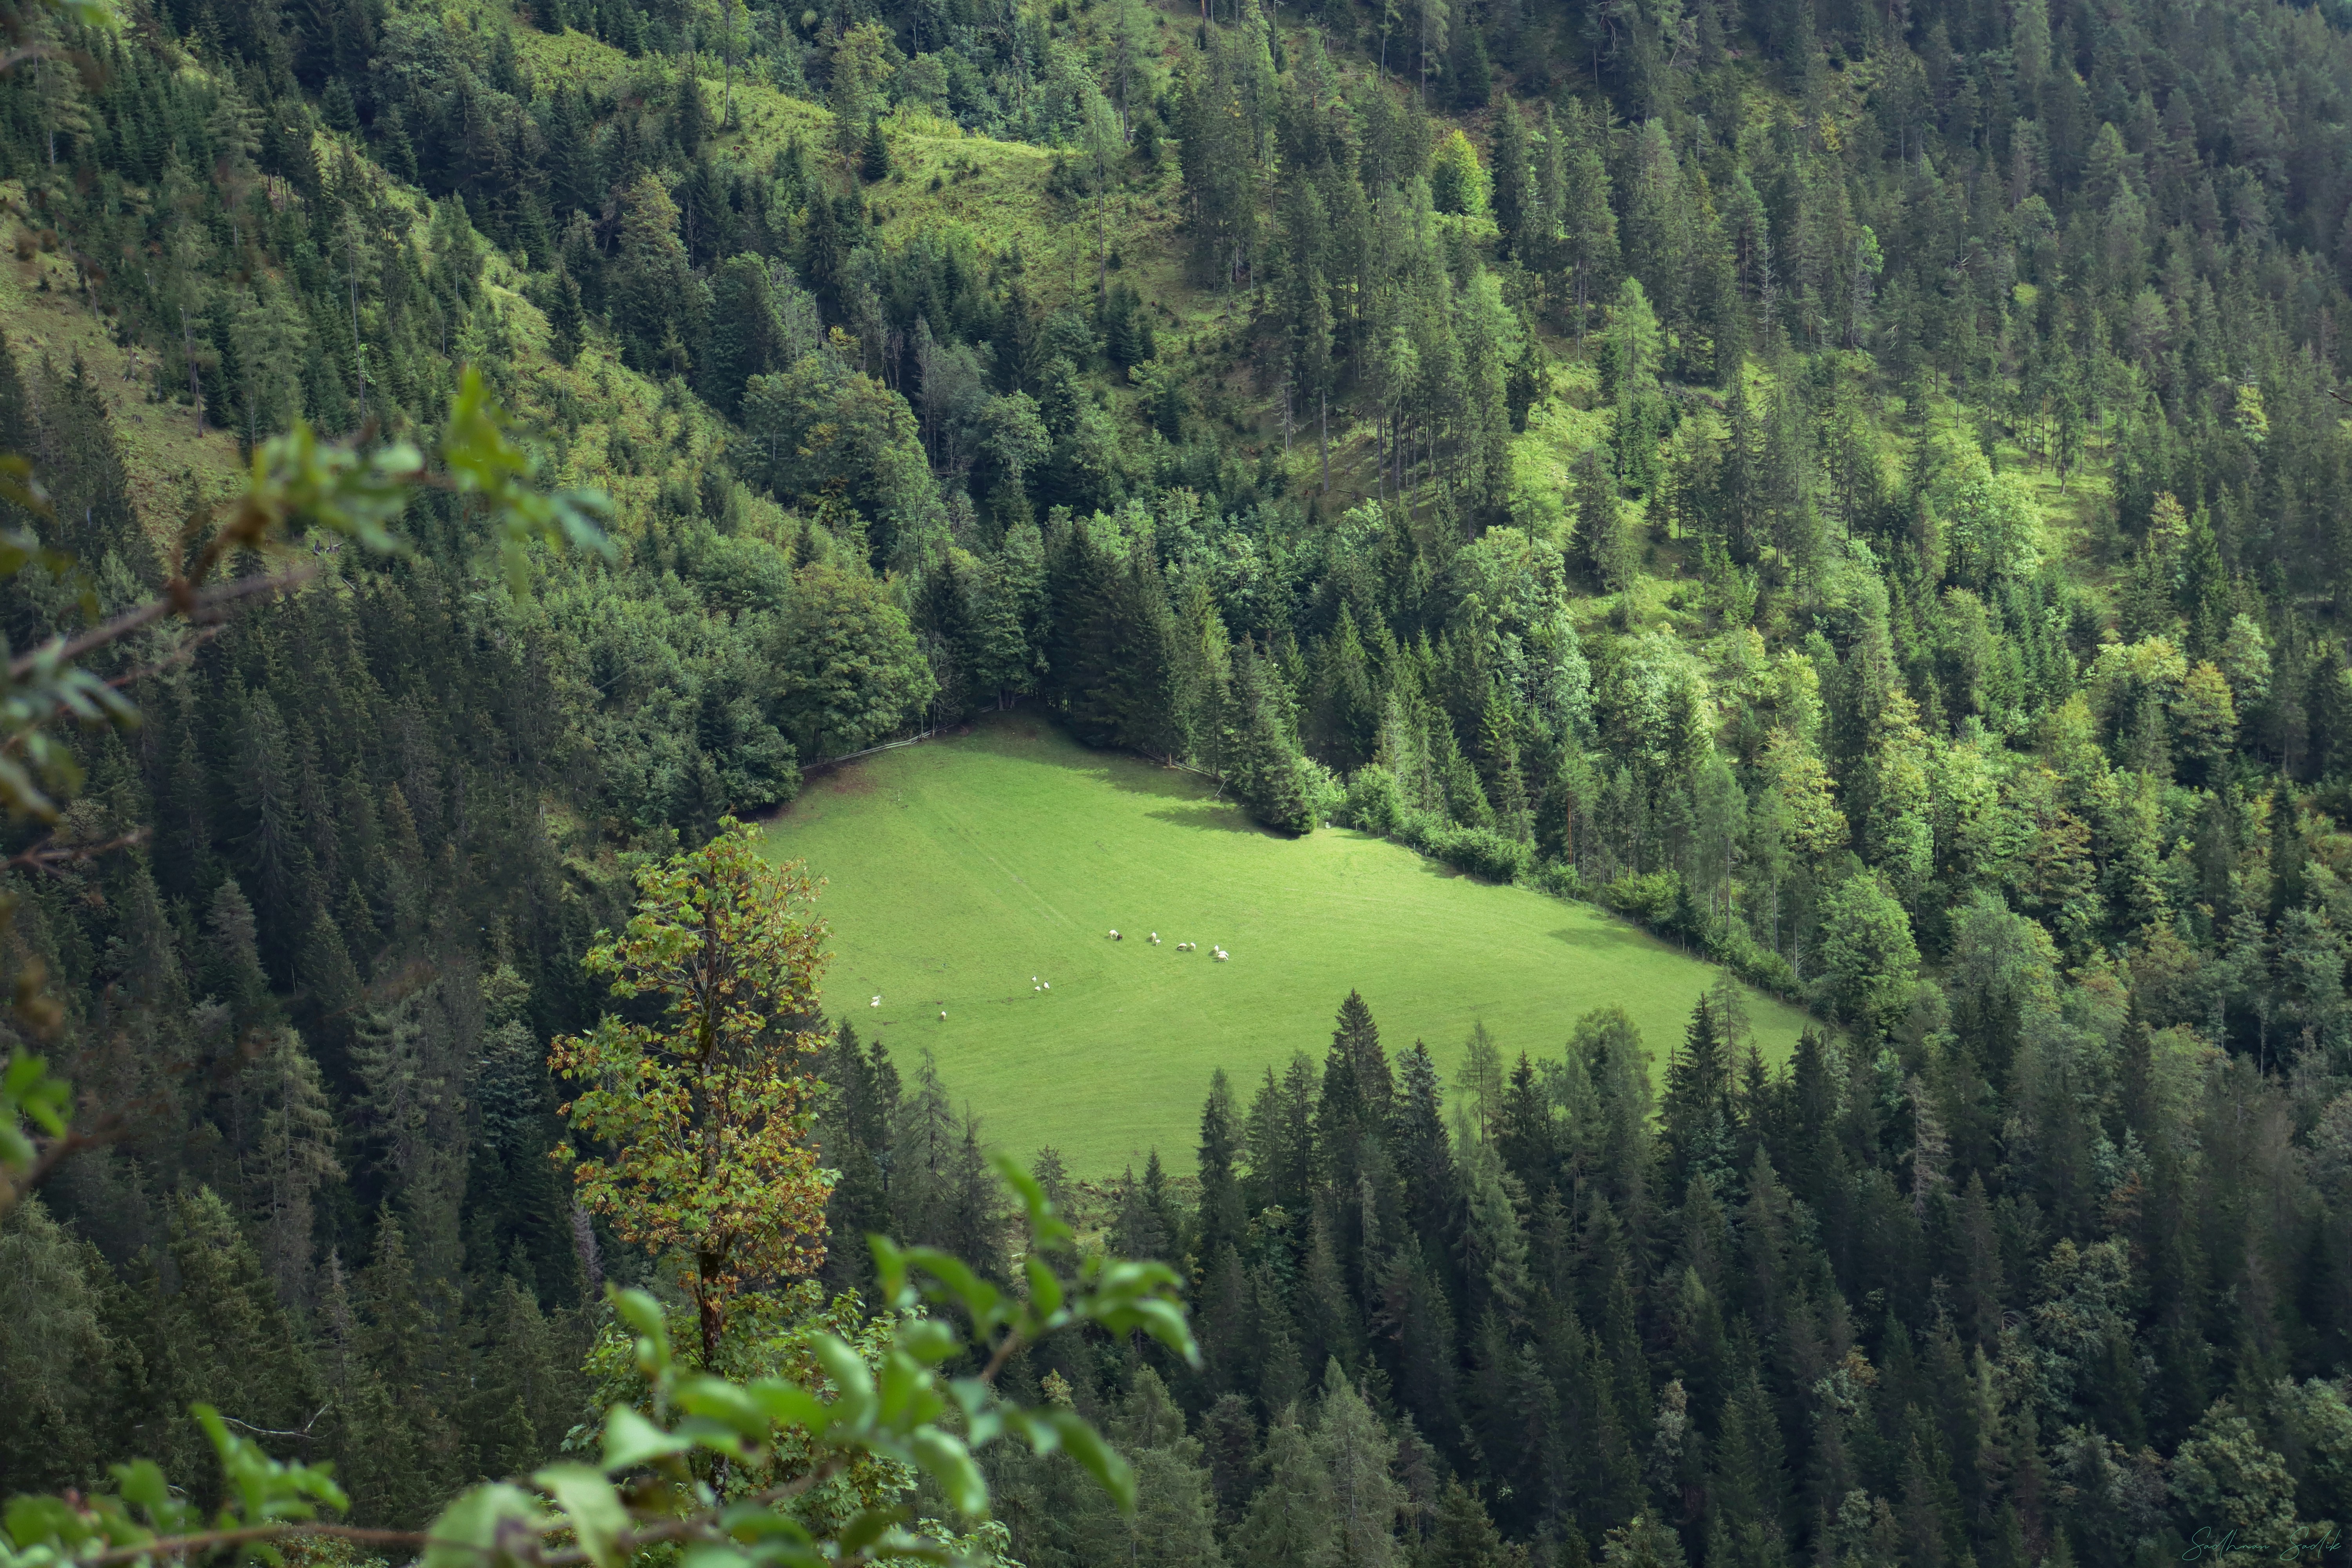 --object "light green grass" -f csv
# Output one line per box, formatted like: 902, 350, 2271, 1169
762, 712, 1813, 1176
